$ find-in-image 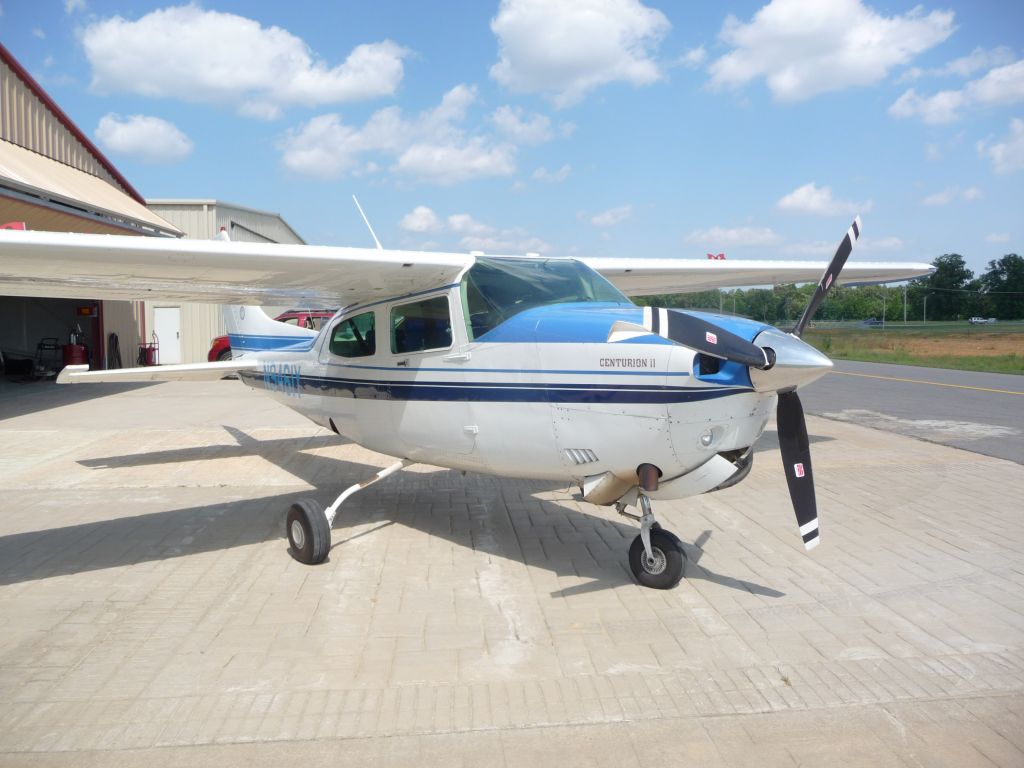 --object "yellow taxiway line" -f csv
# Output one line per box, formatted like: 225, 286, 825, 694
833, 370, 1024, 396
